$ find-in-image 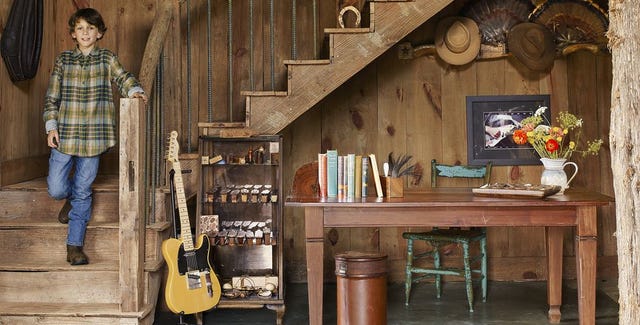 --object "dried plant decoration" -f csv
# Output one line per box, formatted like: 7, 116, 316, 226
387, 152, 416, 178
